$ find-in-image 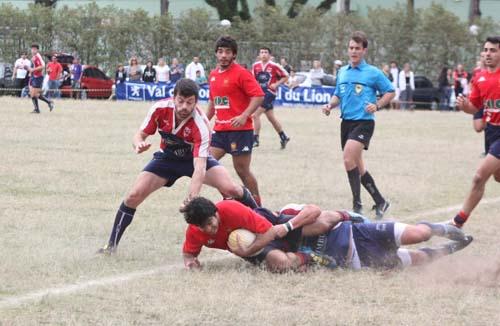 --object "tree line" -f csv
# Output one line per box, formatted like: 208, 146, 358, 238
0, 2, 497, 80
